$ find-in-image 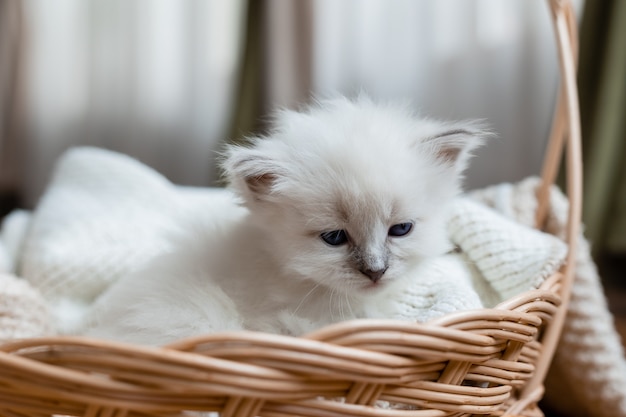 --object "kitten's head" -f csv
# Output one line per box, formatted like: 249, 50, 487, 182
223, 96, 489, 296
